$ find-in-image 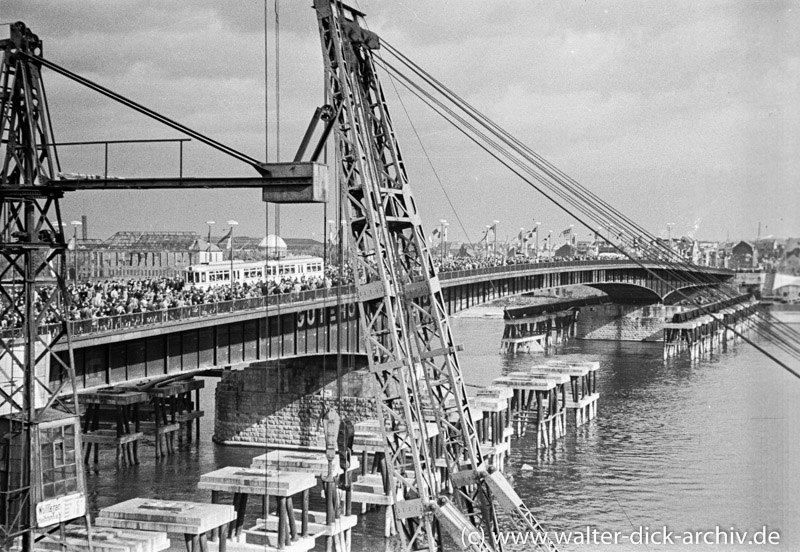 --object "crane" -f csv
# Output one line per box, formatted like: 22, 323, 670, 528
0, 21, 327, 552
313, 1, 559, 550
